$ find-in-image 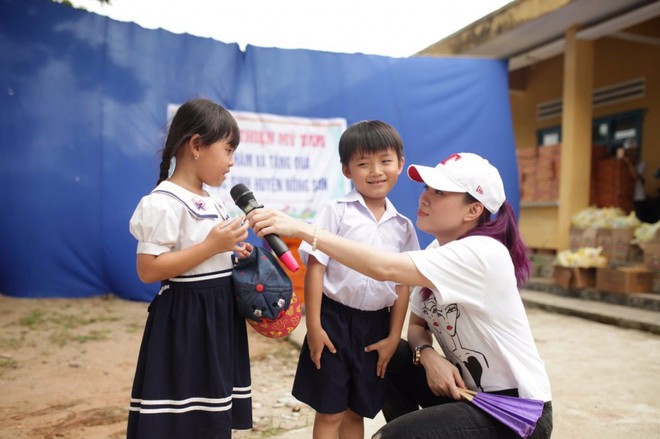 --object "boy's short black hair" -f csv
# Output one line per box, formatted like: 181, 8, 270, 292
338, 120, 403, 165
